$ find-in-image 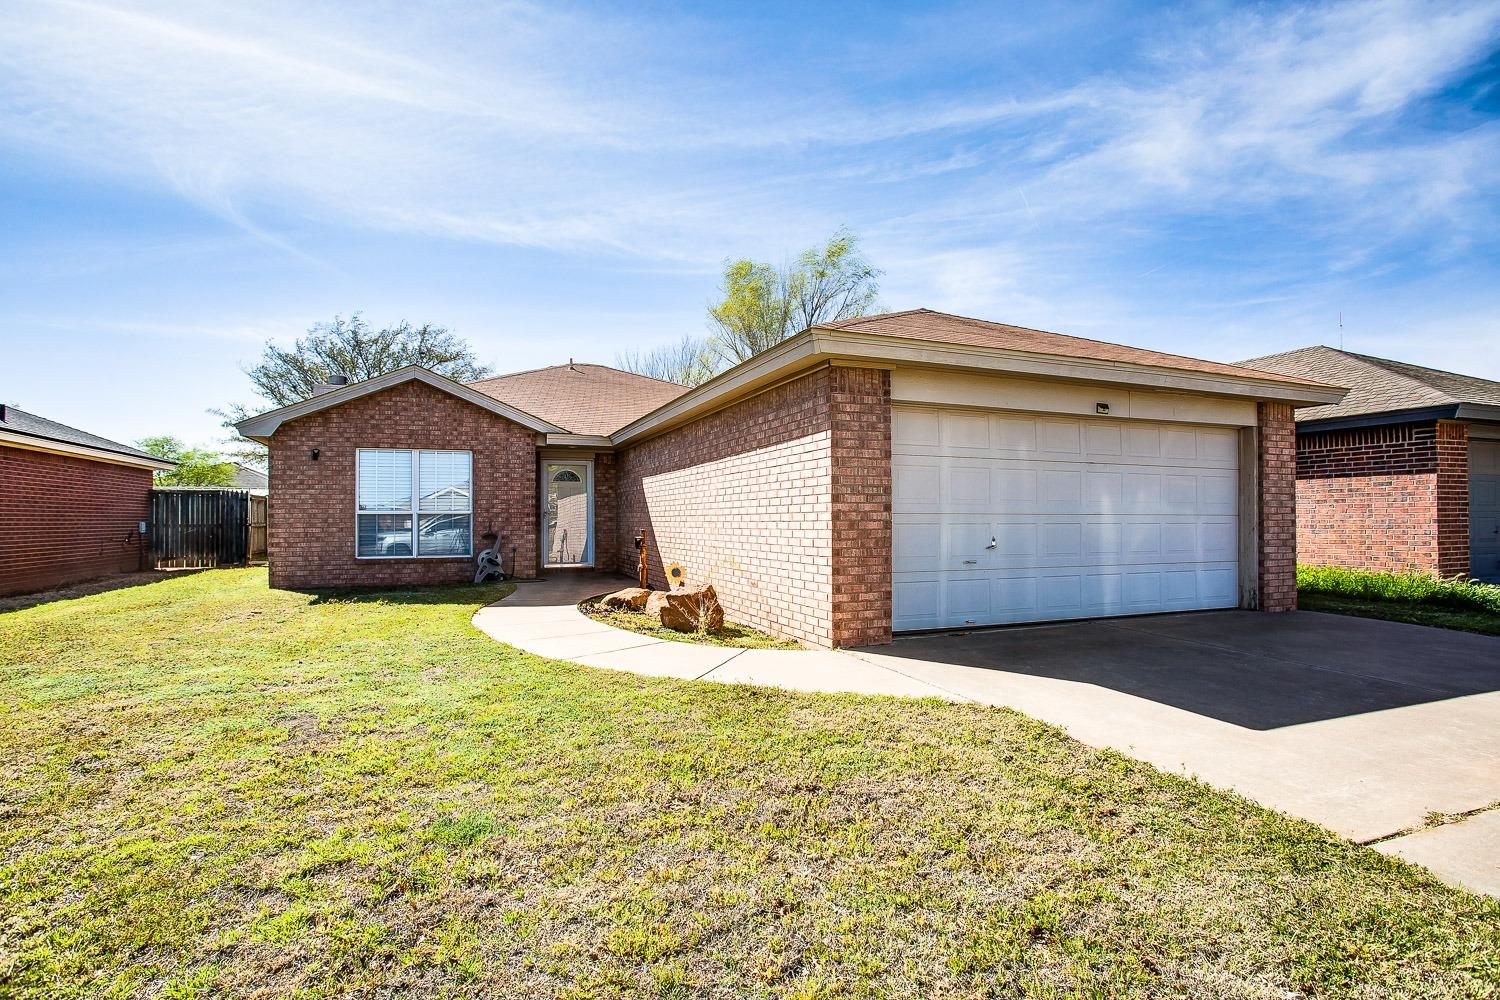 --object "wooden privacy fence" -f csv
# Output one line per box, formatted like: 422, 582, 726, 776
150, 489, 251, 569
249, 495, 268, 560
